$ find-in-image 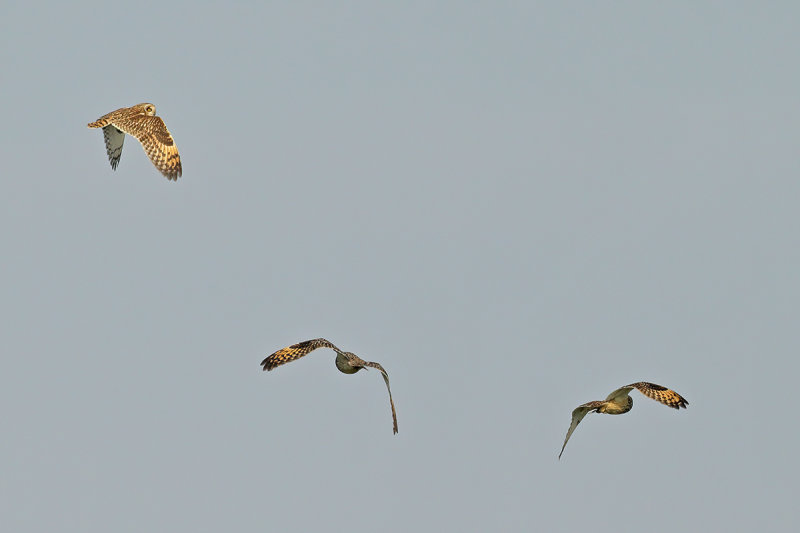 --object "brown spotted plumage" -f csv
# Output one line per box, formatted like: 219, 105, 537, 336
261, 338, 398, 434
628, 381, 688, 409
88, 103, 182, 180
261, 339, 339, 370
559, 381, 688, 459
